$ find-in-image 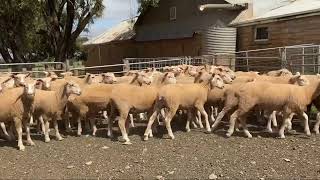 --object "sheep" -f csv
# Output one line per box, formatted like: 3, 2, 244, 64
108, 72, 177, 144
32, 81, 82, 143
0, 81, 37, 150
143, 72, 224, 141
266, 68, 292, 77
67, 71, 163, 137
211, 73, 309, 133
225, 77, 320, 139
